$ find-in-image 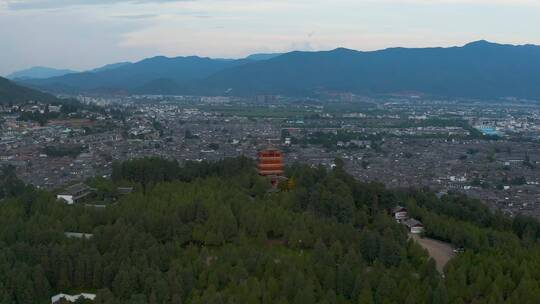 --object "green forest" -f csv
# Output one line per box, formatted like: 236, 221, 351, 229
1, 157, 540, 303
